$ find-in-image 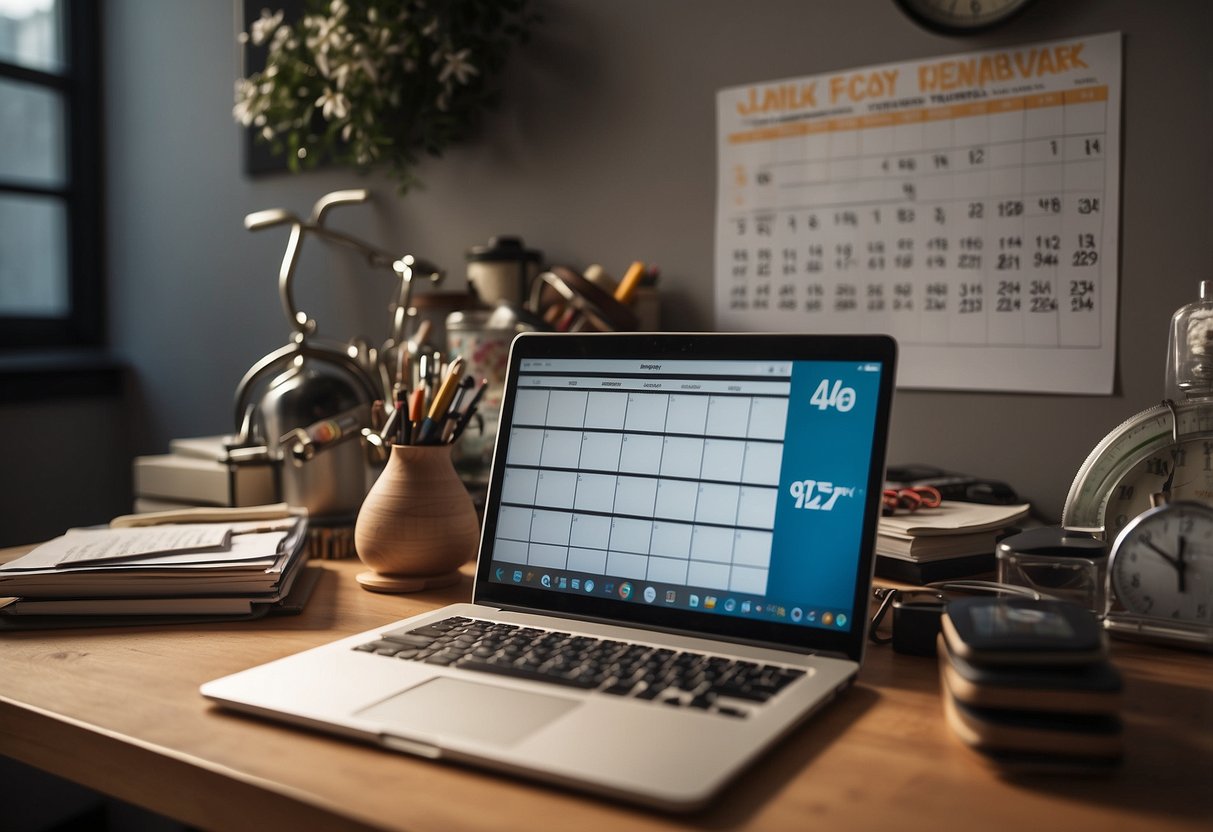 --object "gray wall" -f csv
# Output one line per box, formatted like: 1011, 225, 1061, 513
12, 0, 1209, 542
